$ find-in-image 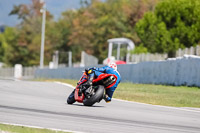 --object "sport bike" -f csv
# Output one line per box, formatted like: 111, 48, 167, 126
67, 71, 117, 106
